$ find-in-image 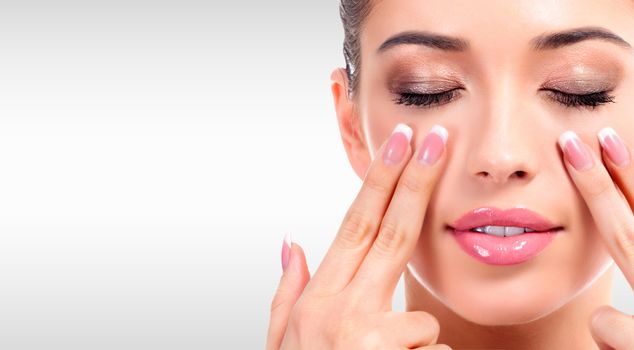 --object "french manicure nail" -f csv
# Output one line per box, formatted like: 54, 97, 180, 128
558, 131, 594, 171
383, 123, 413, 165
281, 233, 292, 272
598, 127, 631, 167
418, 124, 448, 166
